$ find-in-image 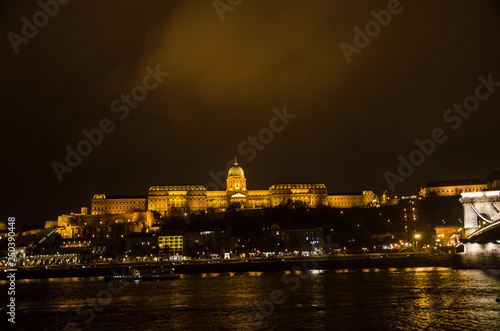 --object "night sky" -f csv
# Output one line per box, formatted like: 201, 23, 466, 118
1, 0, 499, 226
